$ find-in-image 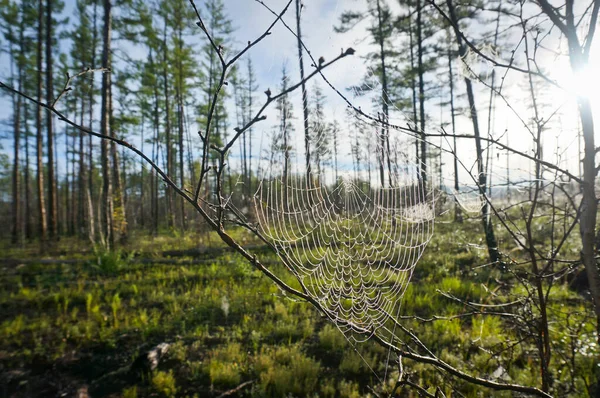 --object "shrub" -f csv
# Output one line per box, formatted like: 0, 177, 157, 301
318, 324, 347, 352
151, 370, 177, 397
209, 360, 242, 387
339, 350, 363, 375
338, 380, 361, 398
92, 247, 133, 275
207, 343, 245, 388
122, 386, 138, 398
255, 345, 321, 396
